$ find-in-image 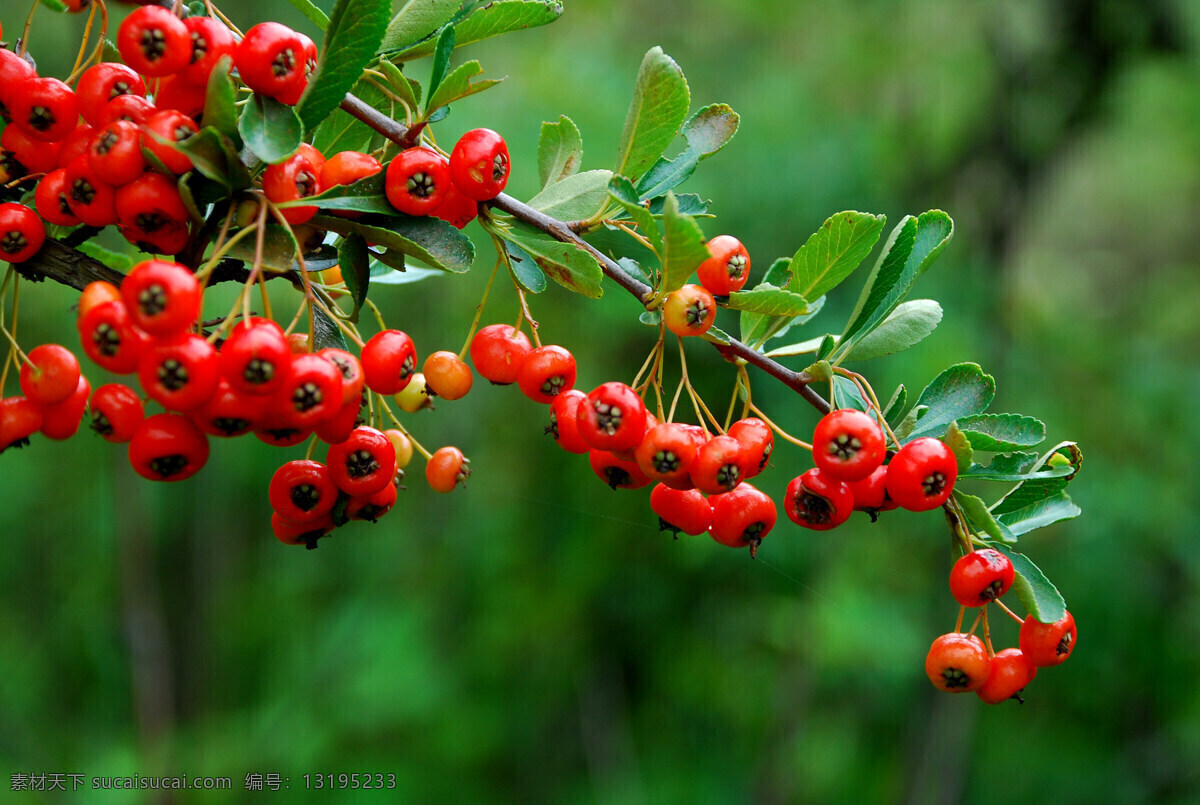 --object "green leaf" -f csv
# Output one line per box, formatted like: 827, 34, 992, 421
369, 259, 444, 285
313, 214, 474, 273
337, 234, 370, 323
538, 116, 583, 189
650, 193, 711, 217
614, 47, 690, 184
201, 56, 240, 146
991, 442, 1083, 514
962, 454, 1074, 482
424, 60, 502, 116
377, 61, 422, 117
836, 210, 954, 360
527, 170, 613, 222
39, 0, 67, 12
639, 310, 661, 326
301, 173, 394, 216
219, 225, 300, 272
986, 544, 1066, 623
380, 0, 460, 53
504, 223, 603, 298
832, 375, 869, 412
163, 127, 250, 190
841, 299, 942, 362
883, 384, 907, 425
312, 79, 391, 157
426, 26, 456, 104
285, 0, 329, 29
995, 492, 1081, 537
238, 94, 303, 164
896, 362, 996, 442
944, 421, 974, 475
955, 490, 1017, 544
390, 0, 563, 60
636, 103, 739, 200
583, 226, 658, 272
764, 335, 826, 359
660, 192, 709, 294
958, 413, 1047, 452
739, 258, 793, 345
607, 175, 661, 254
297, 0, 392, 135
502, 240, 548, 294
788, 211, 886, 303
312, 305, 349, 352
700, 326, 732, 346
76, 242, 134, 272
725, 284, 810, 317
